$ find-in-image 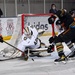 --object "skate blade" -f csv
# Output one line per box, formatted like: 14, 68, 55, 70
54, 61, 67, 64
